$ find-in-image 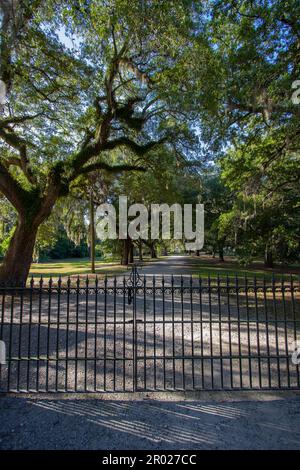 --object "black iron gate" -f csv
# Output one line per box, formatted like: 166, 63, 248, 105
0, 265, 299, 393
